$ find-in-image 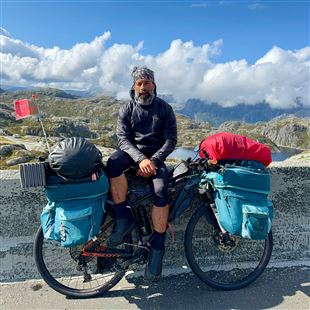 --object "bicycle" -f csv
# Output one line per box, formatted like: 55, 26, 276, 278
34, 157, 273, 298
